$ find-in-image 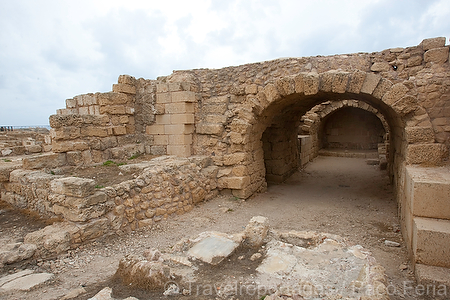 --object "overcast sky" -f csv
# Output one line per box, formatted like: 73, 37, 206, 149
1, 0, 449, 126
